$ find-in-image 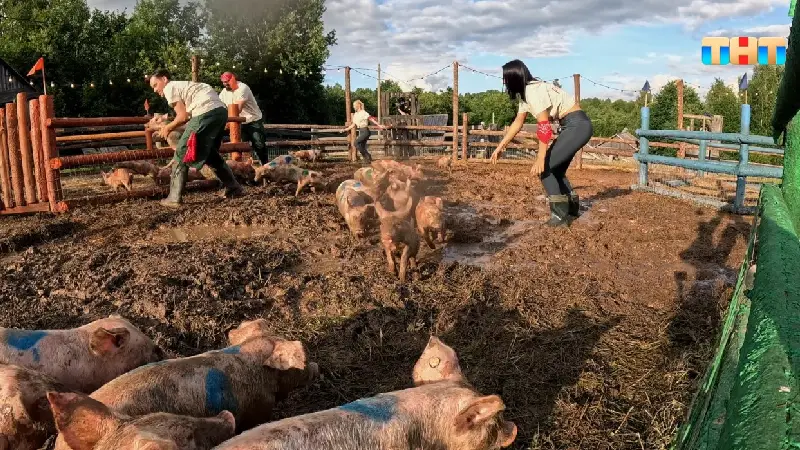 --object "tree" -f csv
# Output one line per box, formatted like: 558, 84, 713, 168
649, 81, 703, 131
705, 78, 740, 132
461, 90, 515, 126
747, 65, 784, 136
